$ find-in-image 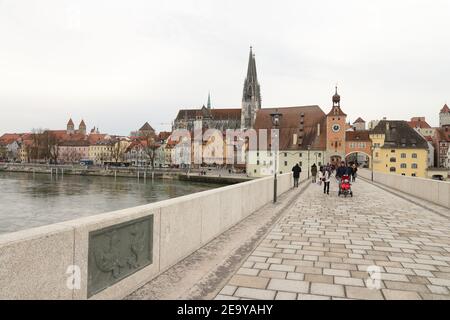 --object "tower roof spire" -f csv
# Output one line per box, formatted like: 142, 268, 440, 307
207, 92, 211, 109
